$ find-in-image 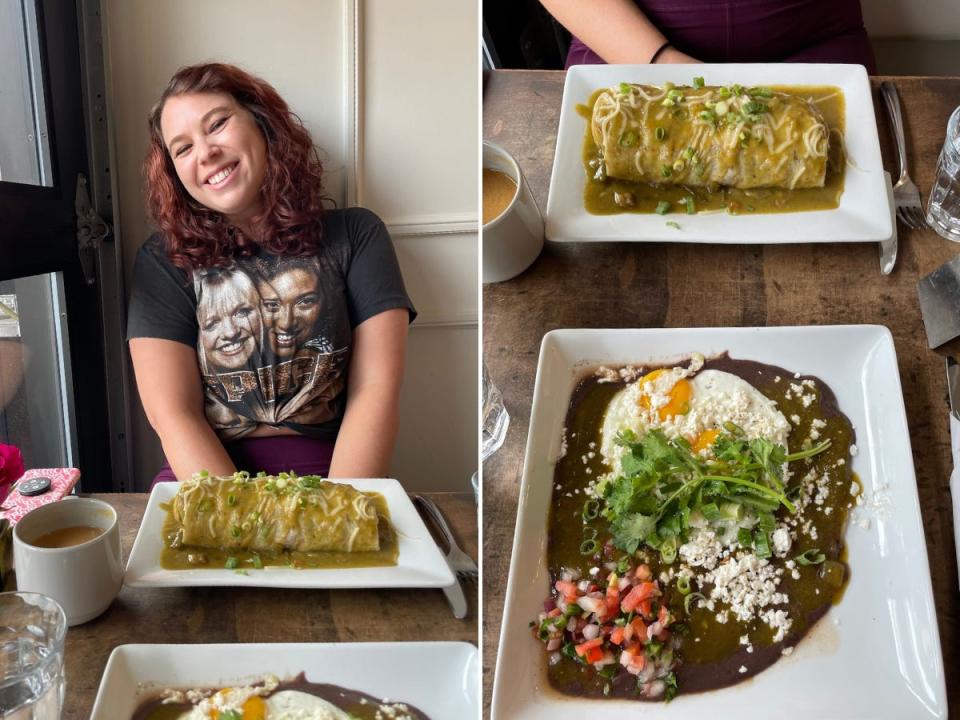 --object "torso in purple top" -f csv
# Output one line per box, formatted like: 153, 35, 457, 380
566, 0, 876, 72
